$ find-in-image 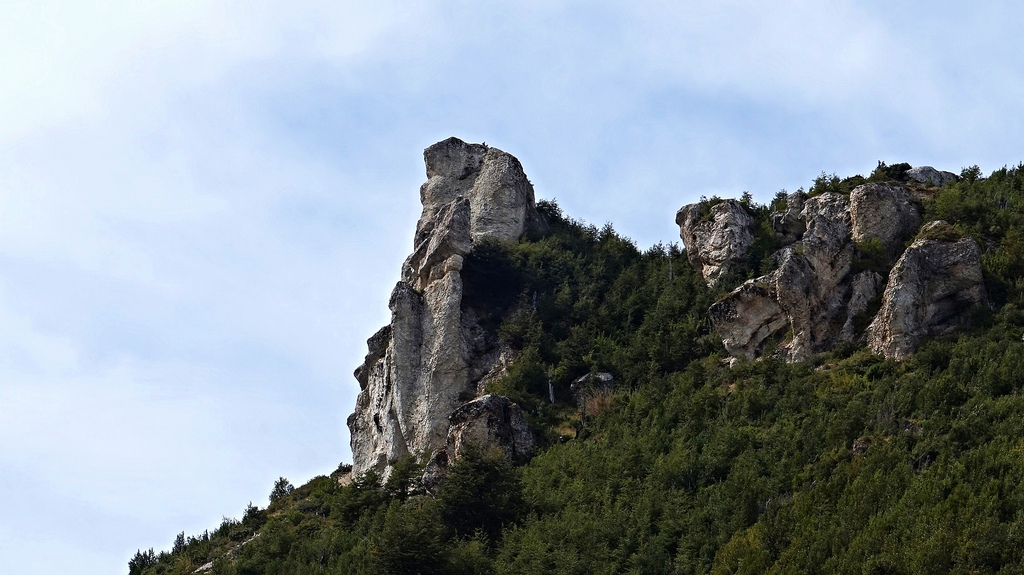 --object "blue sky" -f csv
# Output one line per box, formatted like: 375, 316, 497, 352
2, 1, 1023, 573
